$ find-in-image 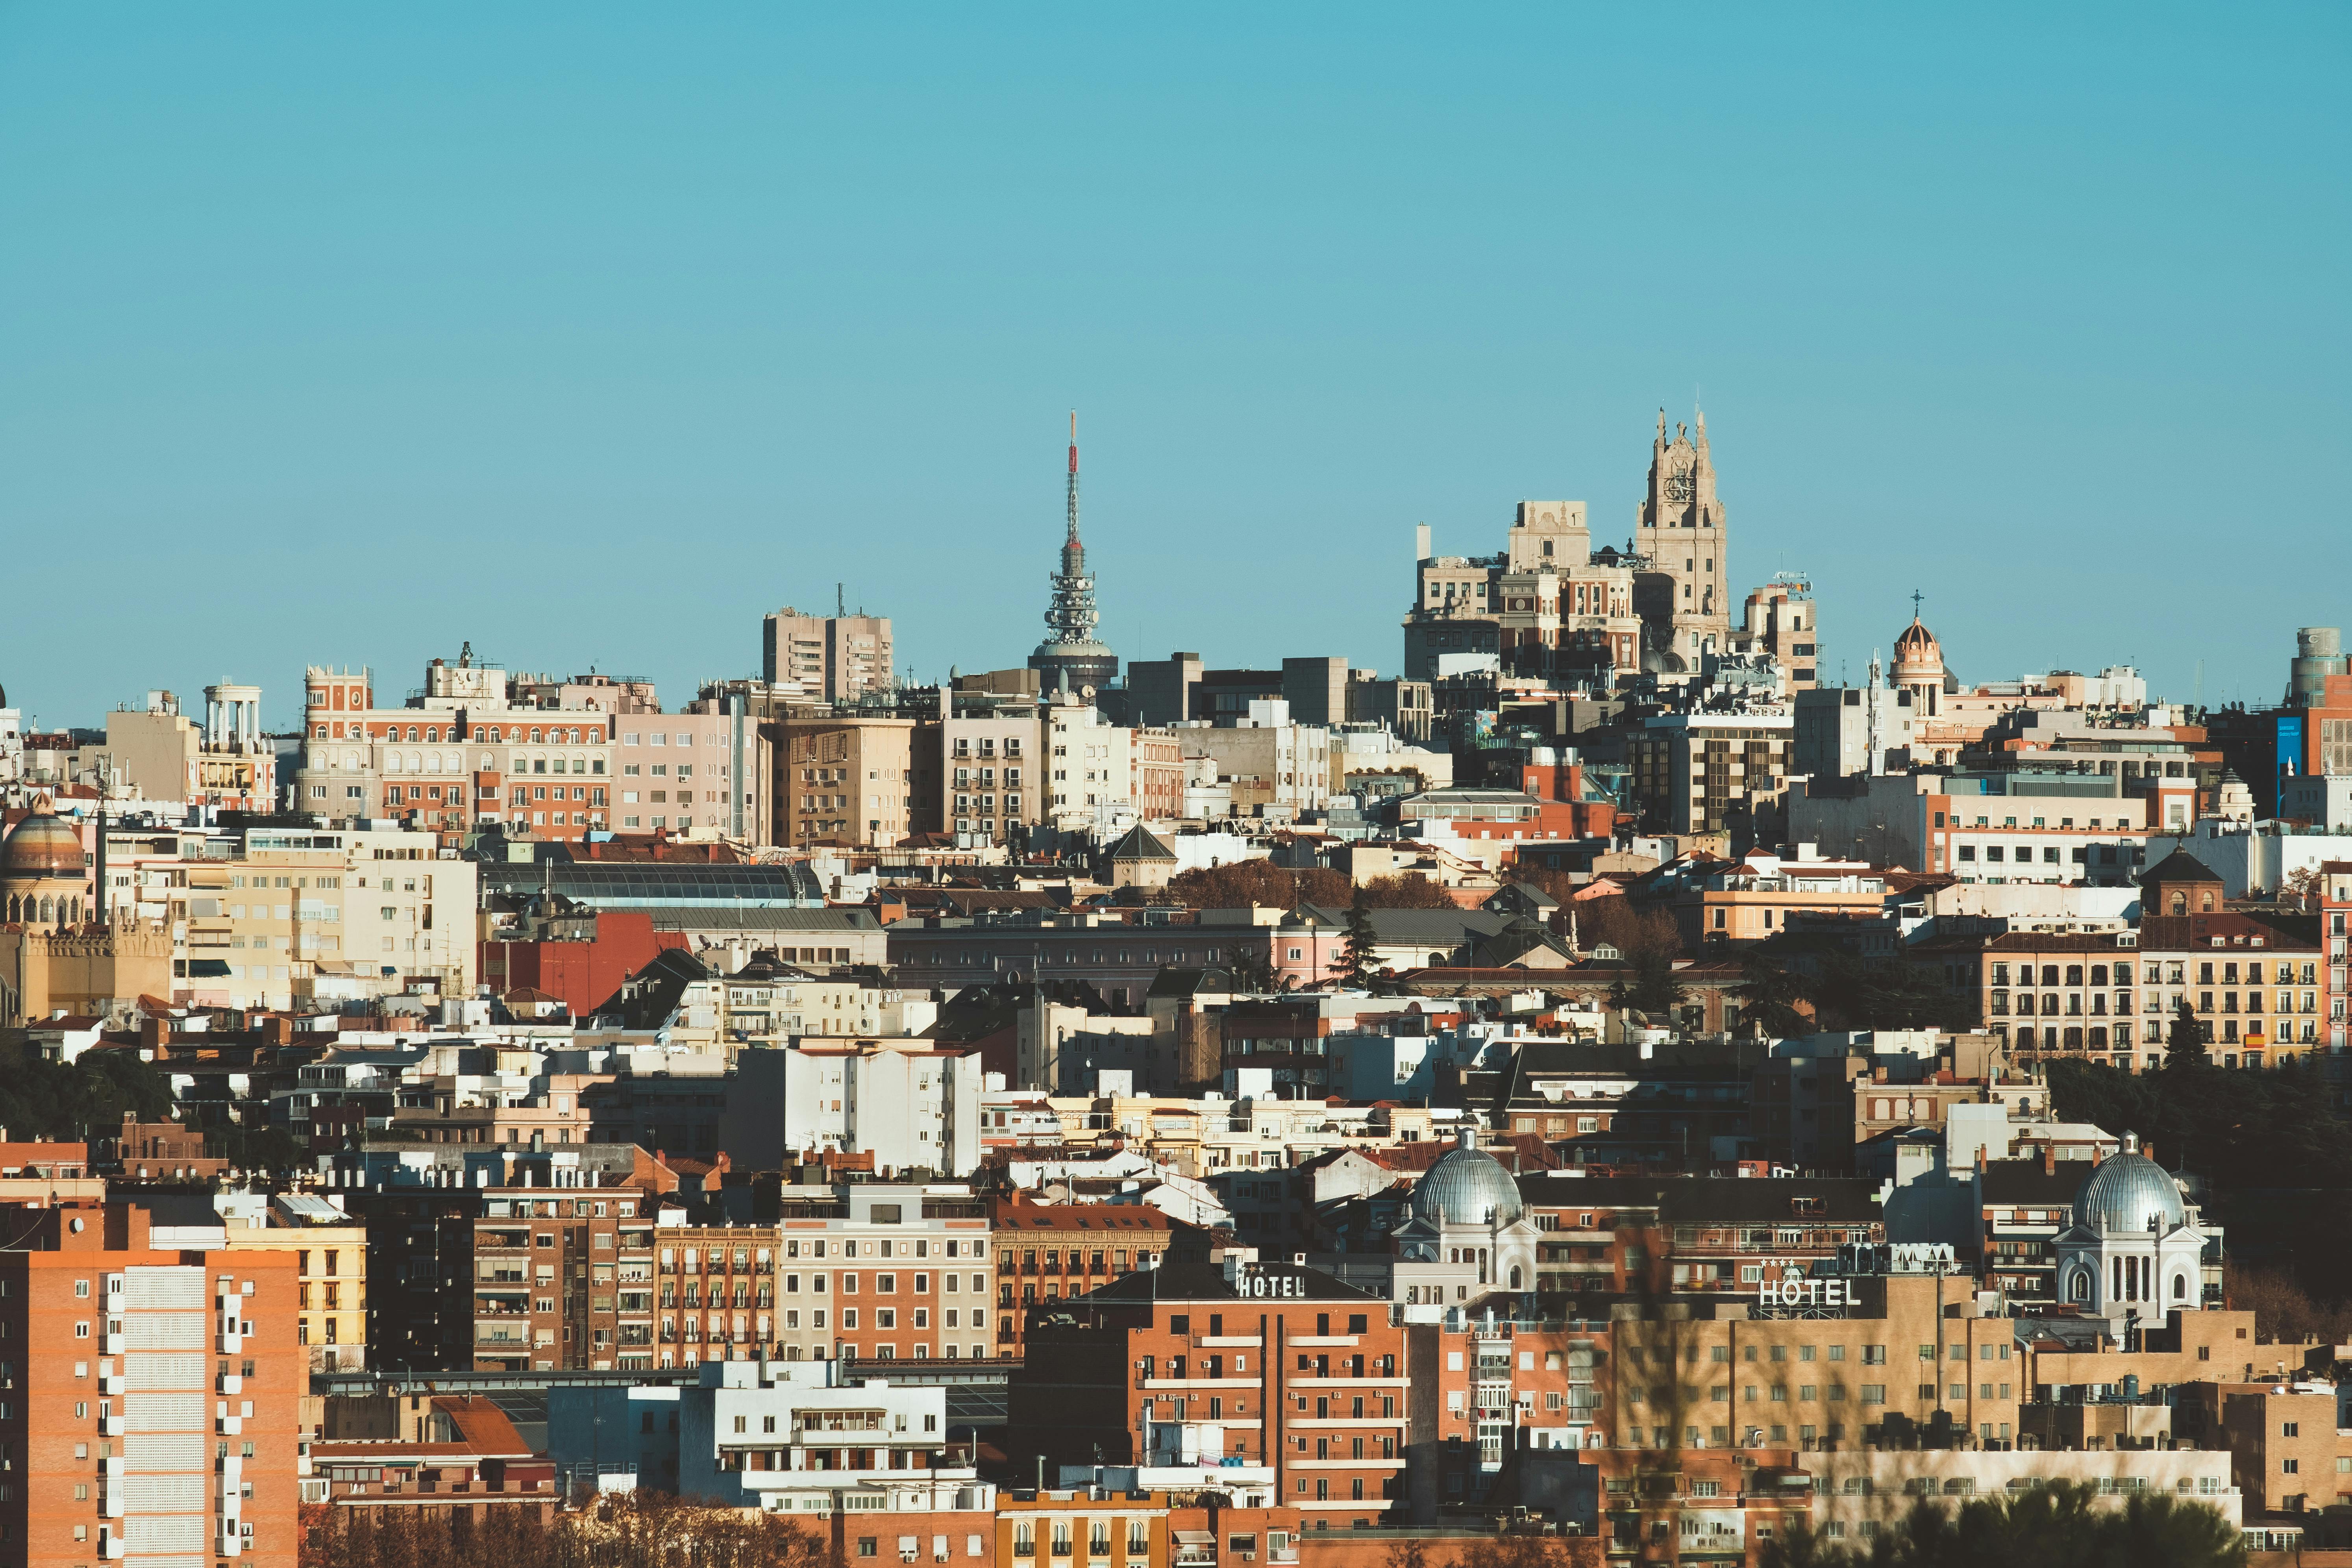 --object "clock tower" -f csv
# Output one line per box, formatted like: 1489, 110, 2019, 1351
1633, 408, 1731, 672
